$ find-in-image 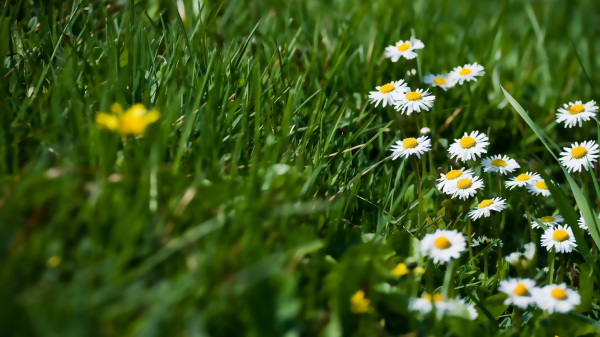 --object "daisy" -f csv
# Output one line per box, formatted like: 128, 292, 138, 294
506, 243, 536, 265
448, 175, 485, 200
436, 168, 474, 194
469, 197, 507, 220
532, 215, 564, 229
578, 211, 600, 234
448, 131, 489, 162
505, 252, 521, 265
410, 293, 454, 315
450, 298, 479, 320
384, 37, 425, 61
526, 180, 551, 197
449, 62, 485, 85
534, 283, 581, 314
481, 155, 520, 175
424, 74, 456, 91
421, 230, 466, 264
368, 80, 409, 108
394, 88, 435, 115
471, 235, 503, 247
506, 172, 542, 189
499, 278, 538, 309
541, 225, 577, 253
555, 100, 598, 128
559, 140, 599, 173
390, 136, 431, 160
